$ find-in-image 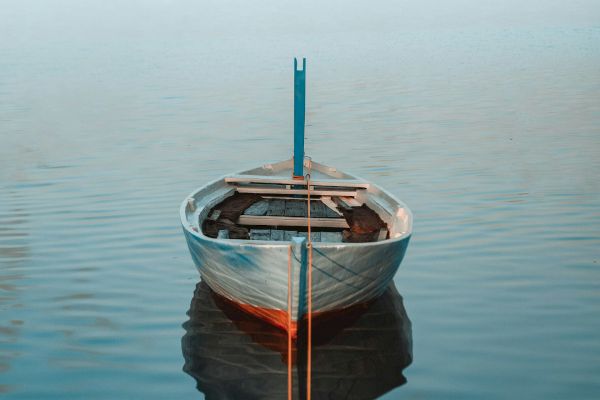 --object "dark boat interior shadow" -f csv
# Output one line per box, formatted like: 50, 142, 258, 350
182, 281, 412, 400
